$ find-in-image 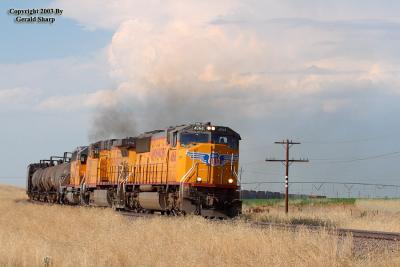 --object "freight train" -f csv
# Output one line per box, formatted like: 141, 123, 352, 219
26, 122, 242, 217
